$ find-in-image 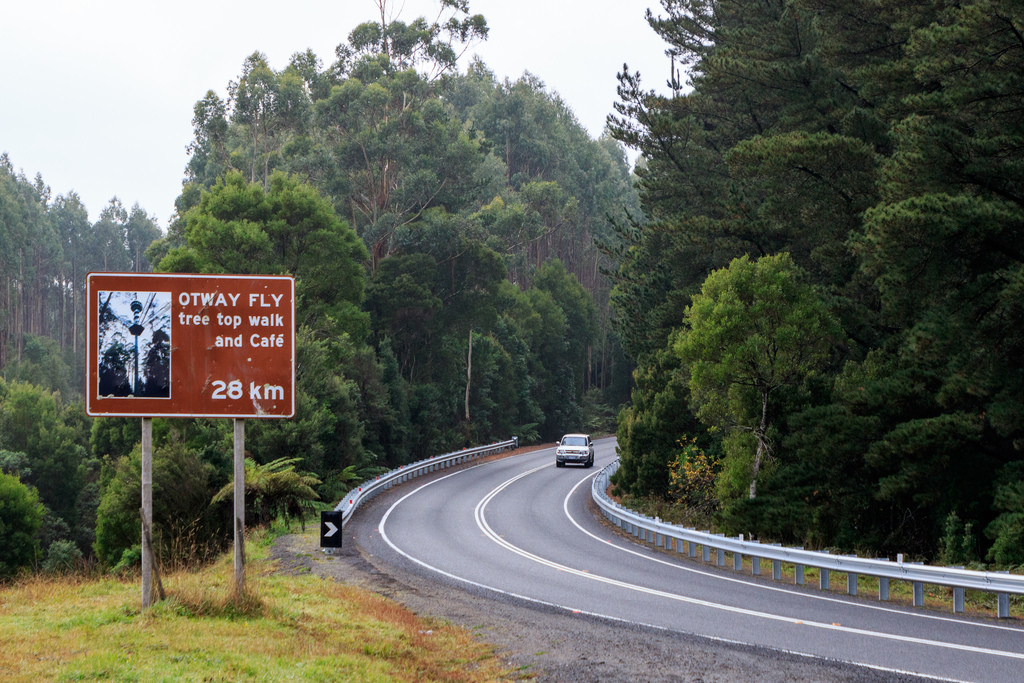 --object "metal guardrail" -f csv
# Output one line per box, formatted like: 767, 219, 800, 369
334, 438, 519, 525
593, 460, 1023, 618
